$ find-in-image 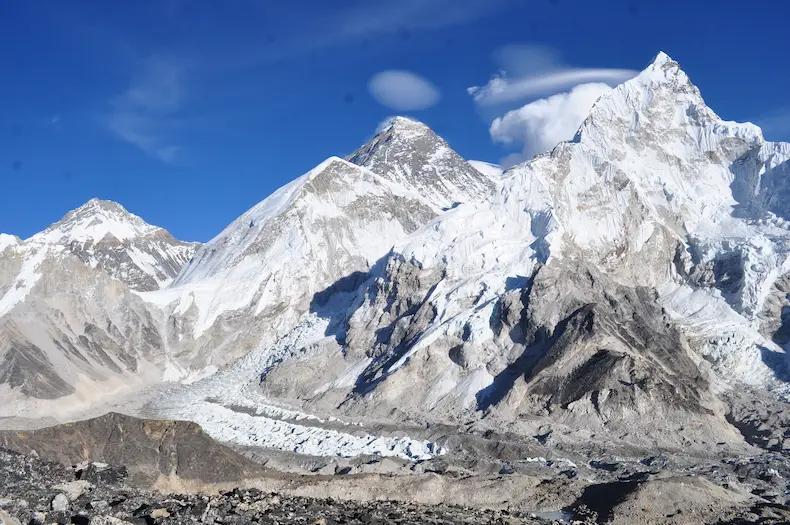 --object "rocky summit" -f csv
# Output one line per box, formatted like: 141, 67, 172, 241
0, 52, 789, 524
